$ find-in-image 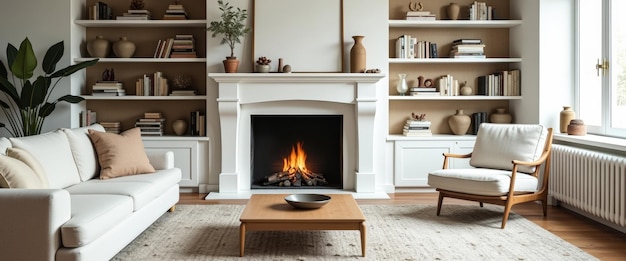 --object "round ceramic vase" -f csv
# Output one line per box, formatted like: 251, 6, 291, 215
490, 108, 512, 123
448, 109, 471, 135
112, 36, 135, 58
87, 35, 110, 58
397, 73, 408, 95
